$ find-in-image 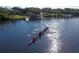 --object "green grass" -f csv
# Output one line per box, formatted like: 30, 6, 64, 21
9, 15, 26, 20
44, 14, 63, 17
0, 13, 26, 21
